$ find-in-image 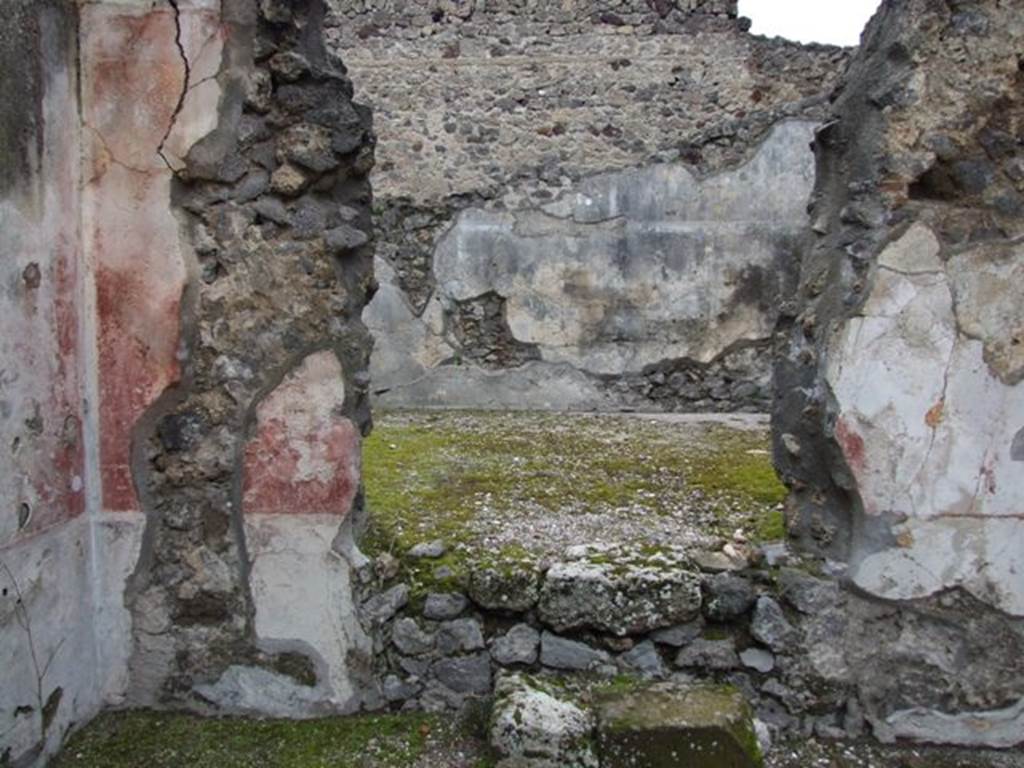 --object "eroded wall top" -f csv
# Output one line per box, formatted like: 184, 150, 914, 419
329, 0, 738, 42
